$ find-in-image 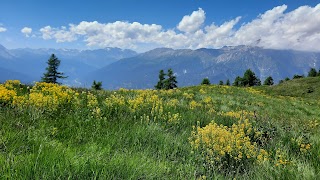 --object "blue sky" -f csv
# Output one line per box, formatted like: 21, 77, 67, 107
0, 0, 320, 52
